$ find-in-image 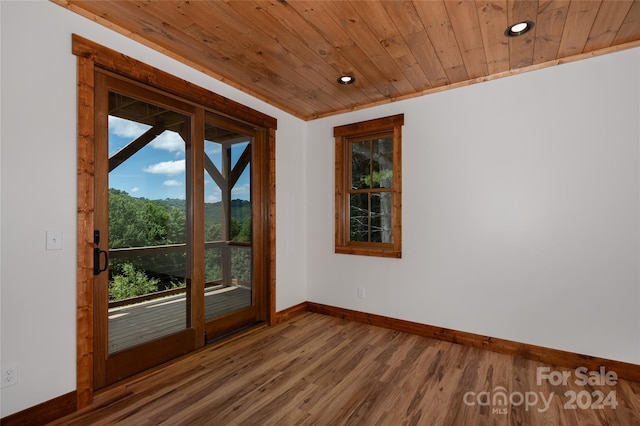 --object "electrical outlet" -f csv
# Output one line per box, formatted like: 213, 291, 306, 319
357, 287, 366, 299
1, 364, 18, 388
